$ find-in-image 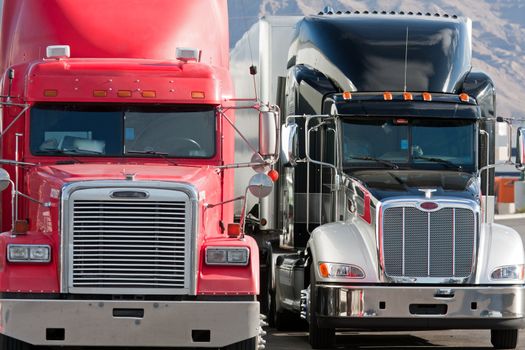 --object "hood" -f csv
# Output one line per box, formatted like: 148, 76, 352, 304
27, 163, 222, 203
348, 169, 479, 201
